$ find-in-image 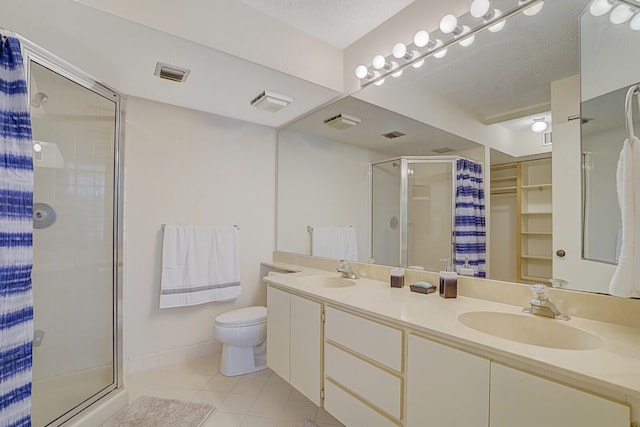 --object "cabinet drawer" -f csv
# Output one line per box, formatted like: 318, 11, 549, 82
325, 343, 401, 419
325, 307, 402, 371
324, 380, 400, 427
